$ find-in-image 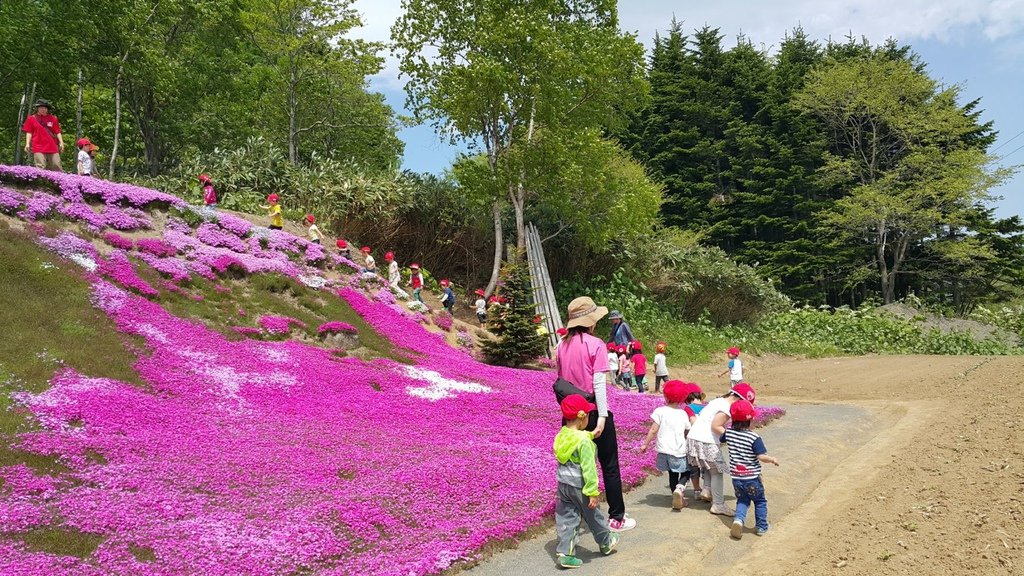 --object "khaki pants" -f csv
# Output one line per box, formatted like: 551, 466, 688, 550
33, 152, 63, 172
